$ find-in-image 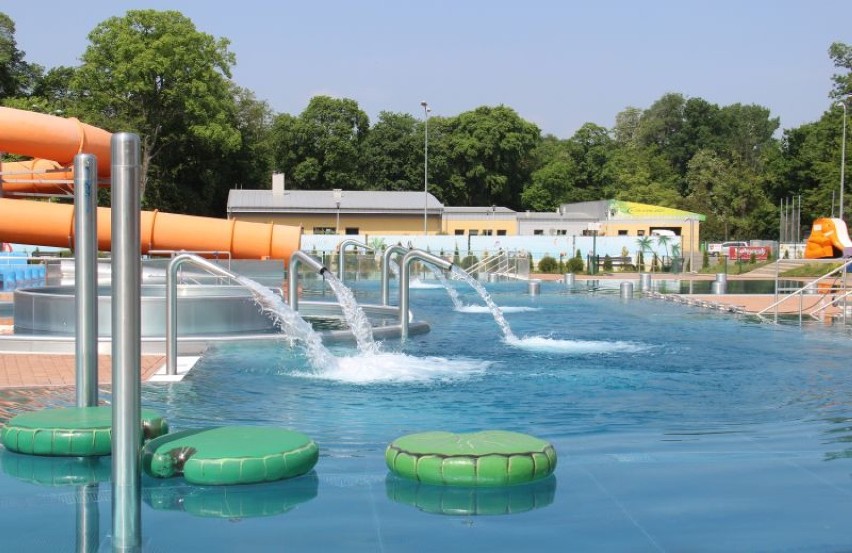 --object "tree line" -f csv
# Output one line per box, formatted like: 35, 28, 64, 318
1, 10, 850, 241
